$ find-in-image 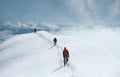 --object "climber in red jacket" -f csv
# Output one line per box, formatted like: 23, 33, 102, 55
63, 47, 69, 66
